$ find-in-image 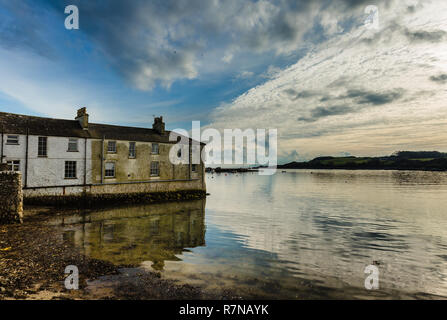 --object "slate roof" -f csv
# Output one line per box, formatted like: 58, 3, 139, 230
0, 112, 202, 144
